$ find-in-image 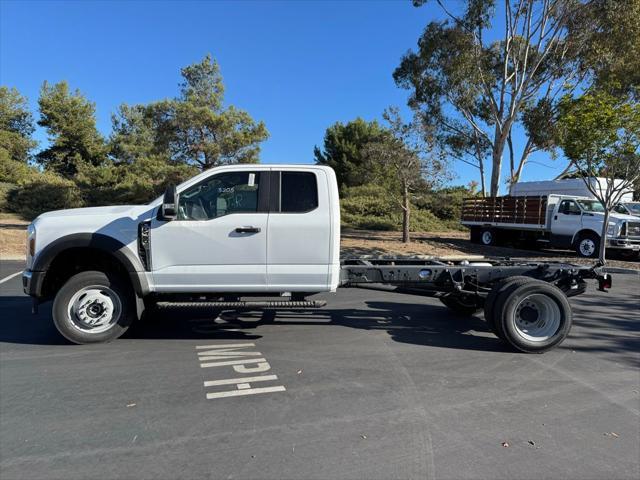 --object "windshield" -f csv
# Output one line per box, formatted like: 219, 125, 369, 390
576, 200, 605, 212
624, 203, 640, 214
